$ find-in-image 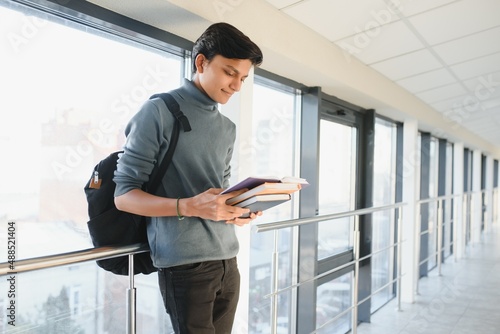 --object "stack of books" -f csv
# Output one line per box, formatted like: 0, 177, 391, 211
223, 176, 309, 217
